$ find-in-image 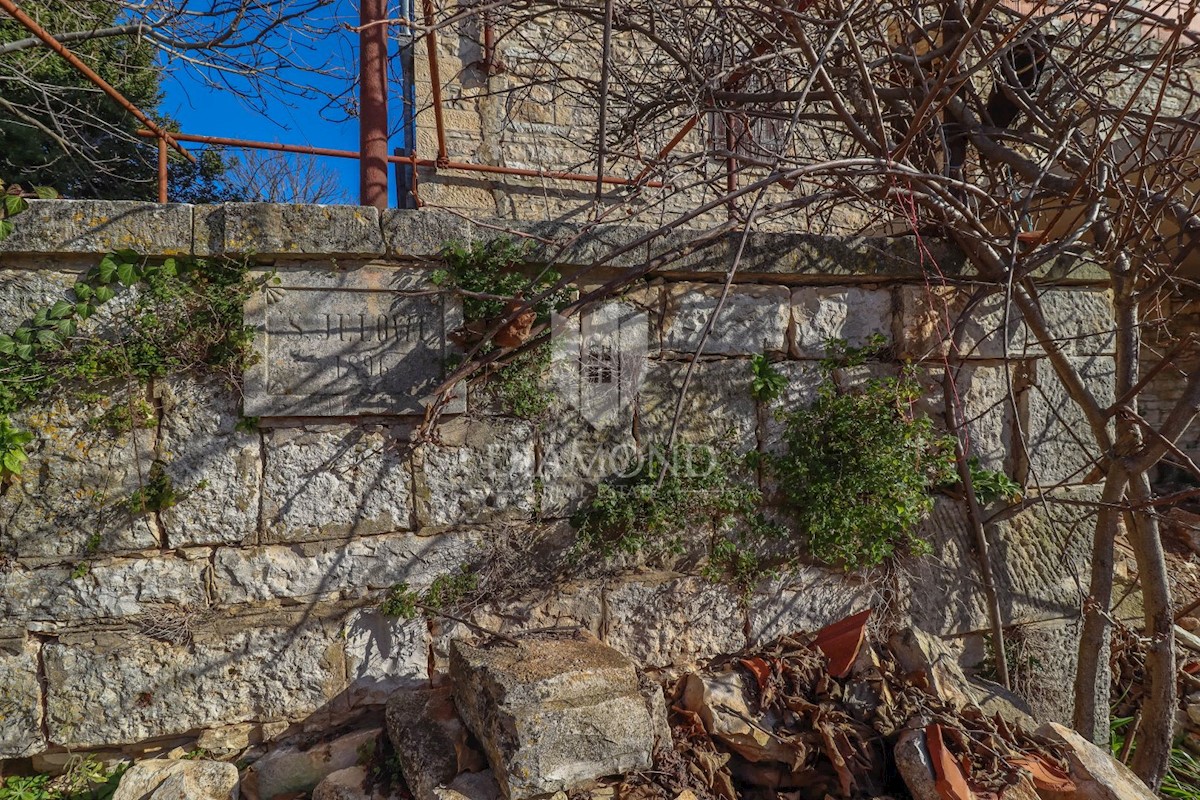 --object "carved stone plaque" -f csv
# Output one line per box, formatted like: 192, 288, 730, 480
244, 267, 464, 416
